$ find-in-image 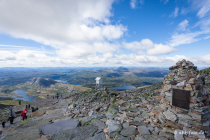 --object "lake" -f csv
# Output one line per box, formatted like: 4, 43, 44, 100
12, 90, 36, 102
55, 80, 81, 86
55, 80, 69, 84
109, 85, 136, 90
